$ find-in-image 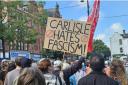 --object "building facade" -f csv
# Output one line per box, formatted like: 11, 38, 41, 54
110, 30, 128, 60
28, 2, 61, 55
